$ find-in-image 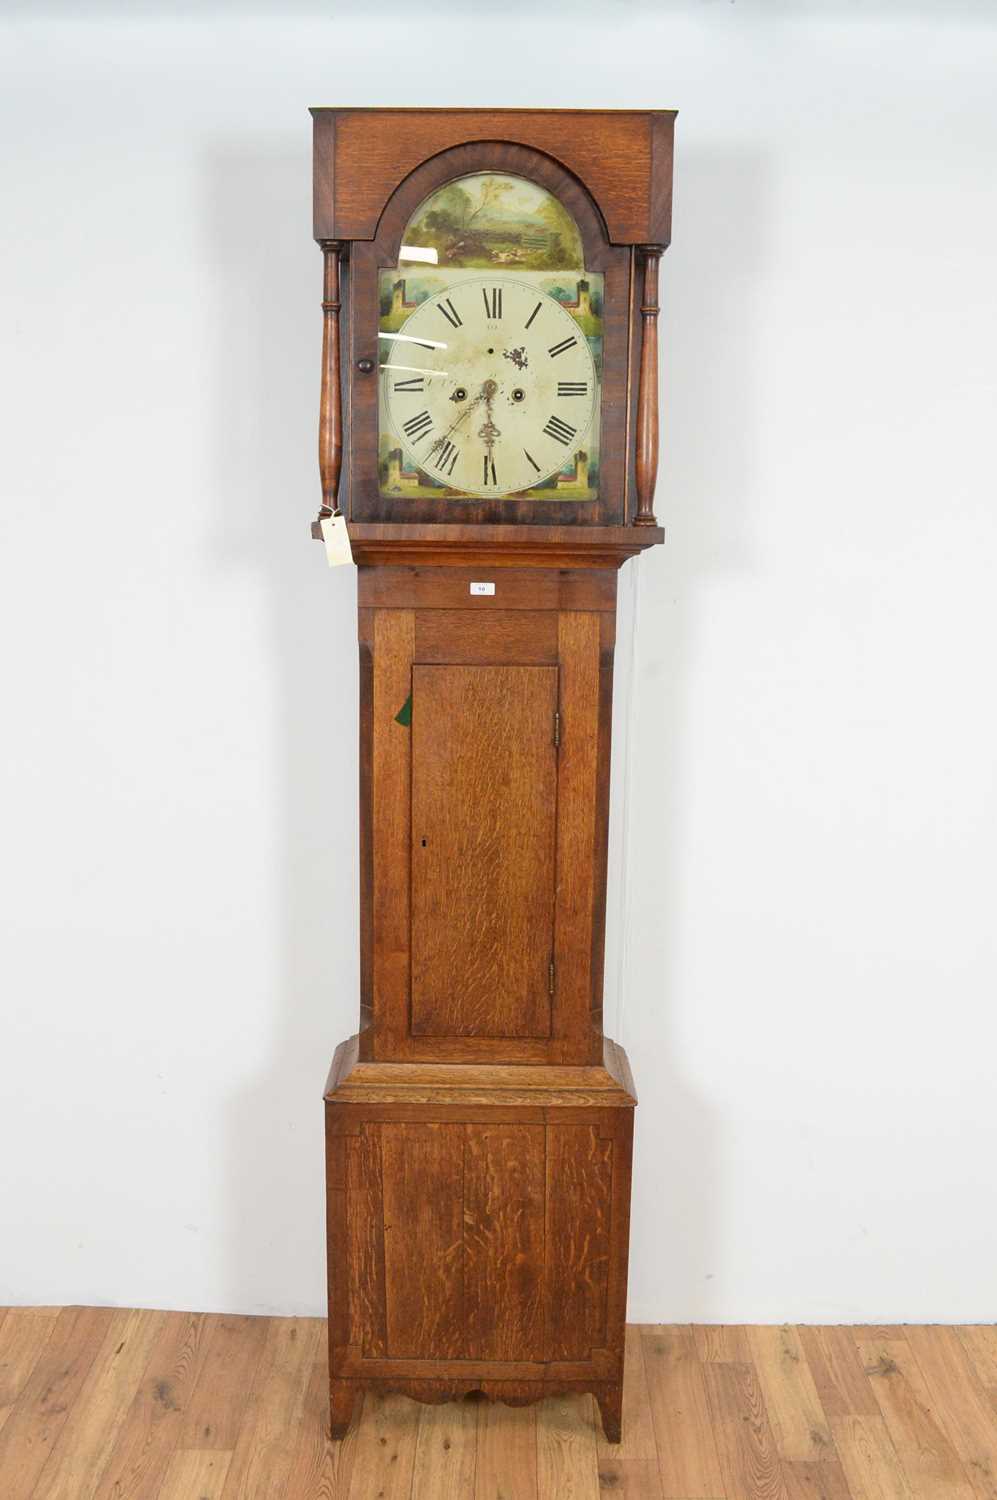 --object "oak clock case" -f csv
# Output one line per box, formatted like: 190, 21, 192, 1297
310, 107, 674, 1447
